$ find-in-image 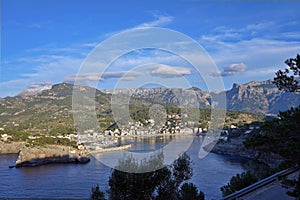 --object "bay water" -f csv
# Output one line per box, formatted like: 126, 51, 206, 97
0, 136, 248, 199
